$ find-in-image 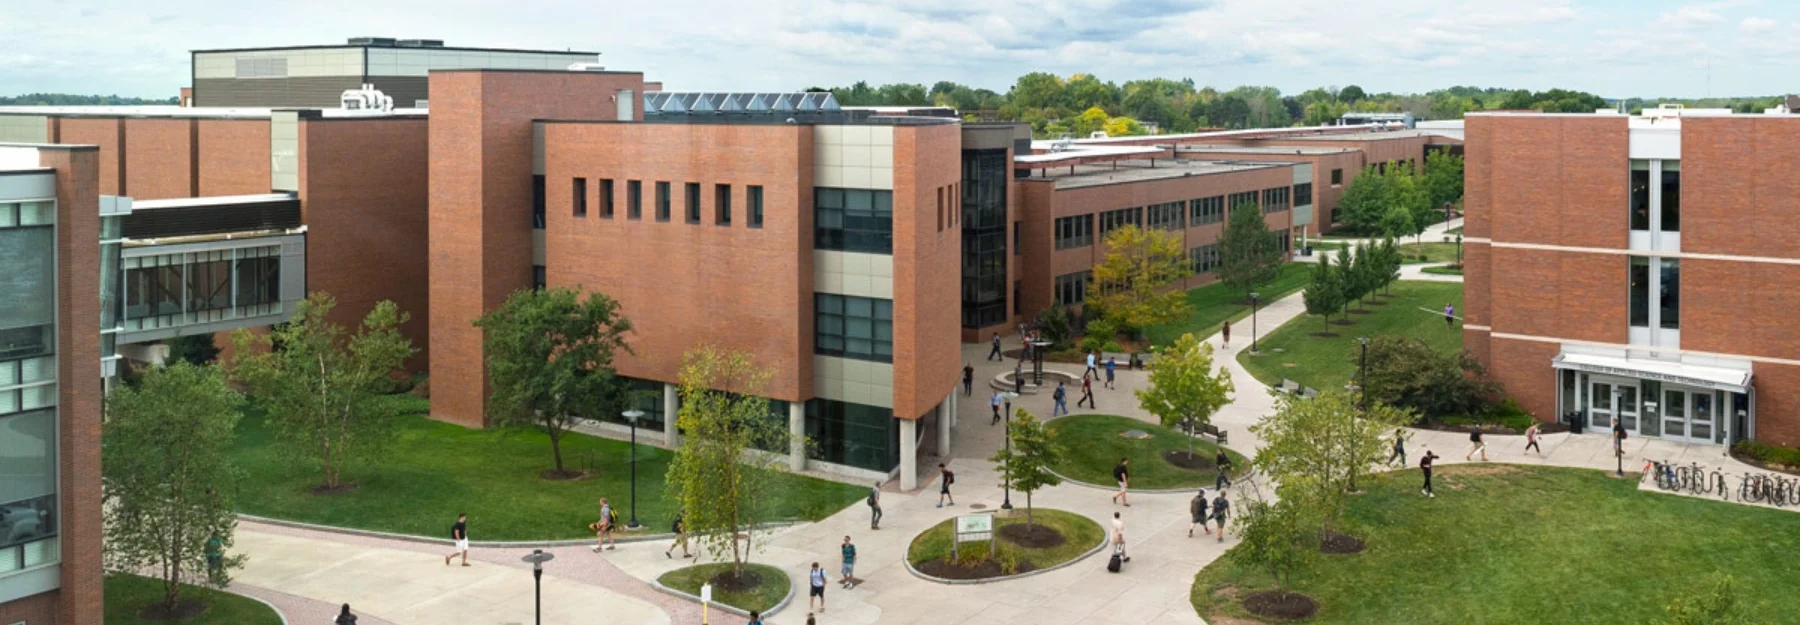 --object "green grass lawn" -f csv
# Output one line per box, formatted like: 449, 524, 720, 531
1045, 415, 1250, 489
1420, 264, 1463, 276
659, 563, 790, 614
908, 508, 1104, 573
105, 573, 281, 625
1397, 242, 1461, 264
1238, 281, 1463, 392
228, 395, 866, 540
1145, 263, 1313, 347
1446, 226, 1463, 235
1307, 241, 1346, 251
1192, 465, 1800, 625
